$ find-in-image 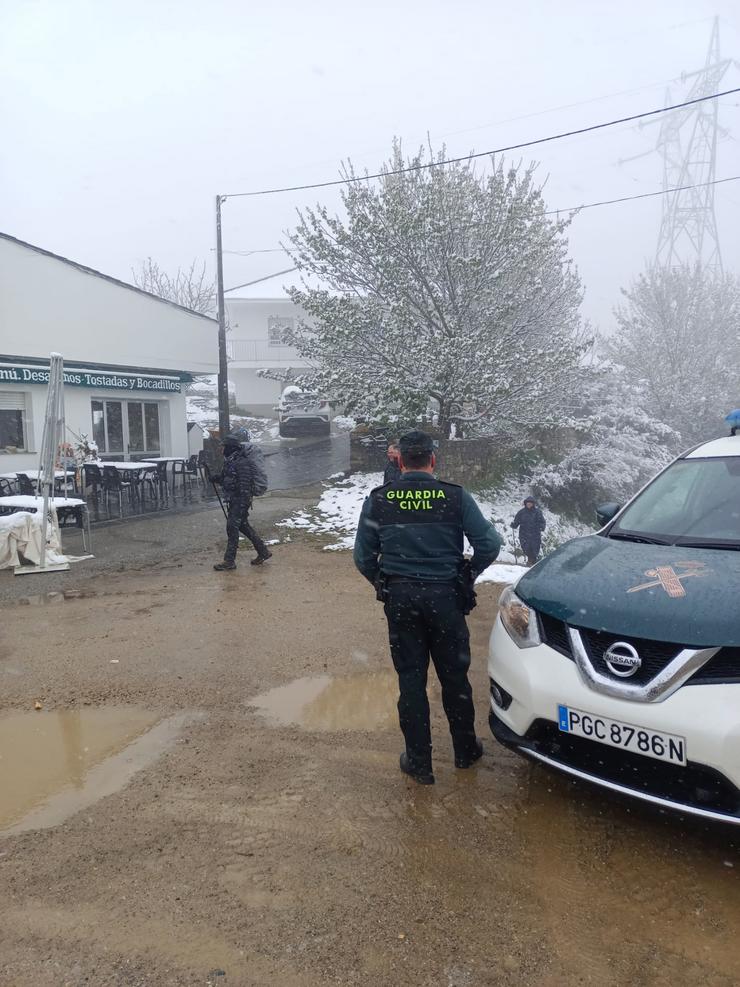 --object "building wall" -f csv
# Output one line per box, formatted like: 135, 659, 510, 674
0, 381, 188, 473
0, 235, 217, 374
230, 368, 282, 415
226, 297, 311, 414
0, 234, 217, 472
